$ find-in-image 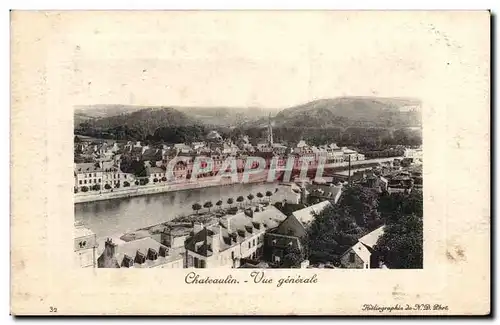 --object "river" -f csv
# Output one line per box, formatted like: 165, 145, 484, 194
75, 182, 284, 240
